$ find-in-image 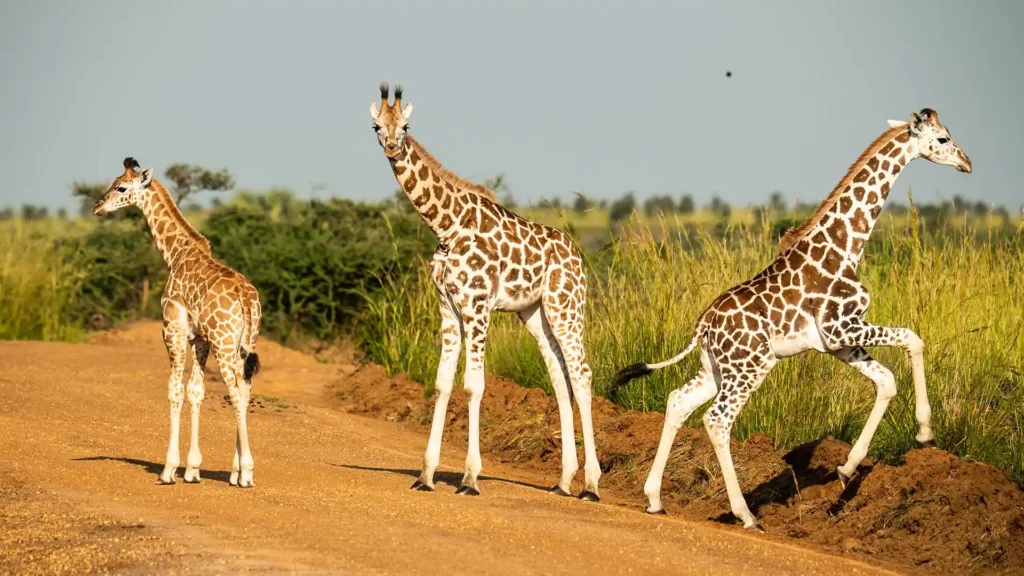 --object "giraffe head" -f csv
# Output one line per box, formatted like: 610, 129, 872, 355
888, 108, 972, 173
92, 157, 155, 216
369, 82, 413, 159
